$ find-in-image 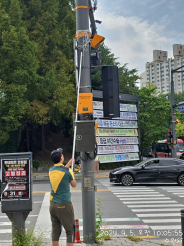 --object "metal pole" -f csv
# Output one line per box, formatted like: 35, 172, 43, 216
7, 211, 29, 246
72, 51, 83, 171
181, 209, 184, 246
75, 0, 96, 243
171, 70, 177, 158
